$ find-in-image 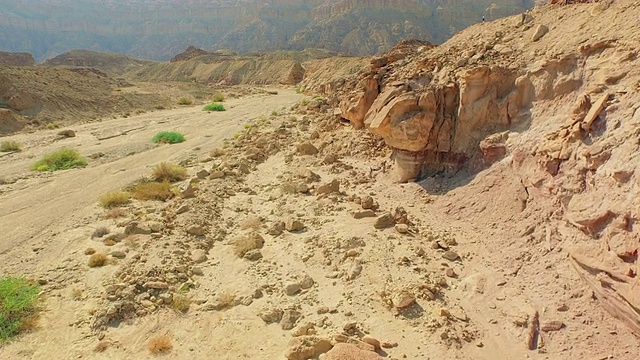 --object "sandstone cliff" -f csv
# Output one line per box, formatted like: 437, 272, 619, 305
43, 50, 154, 75
0, 0, 534, 61
327, 0, 640, 337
